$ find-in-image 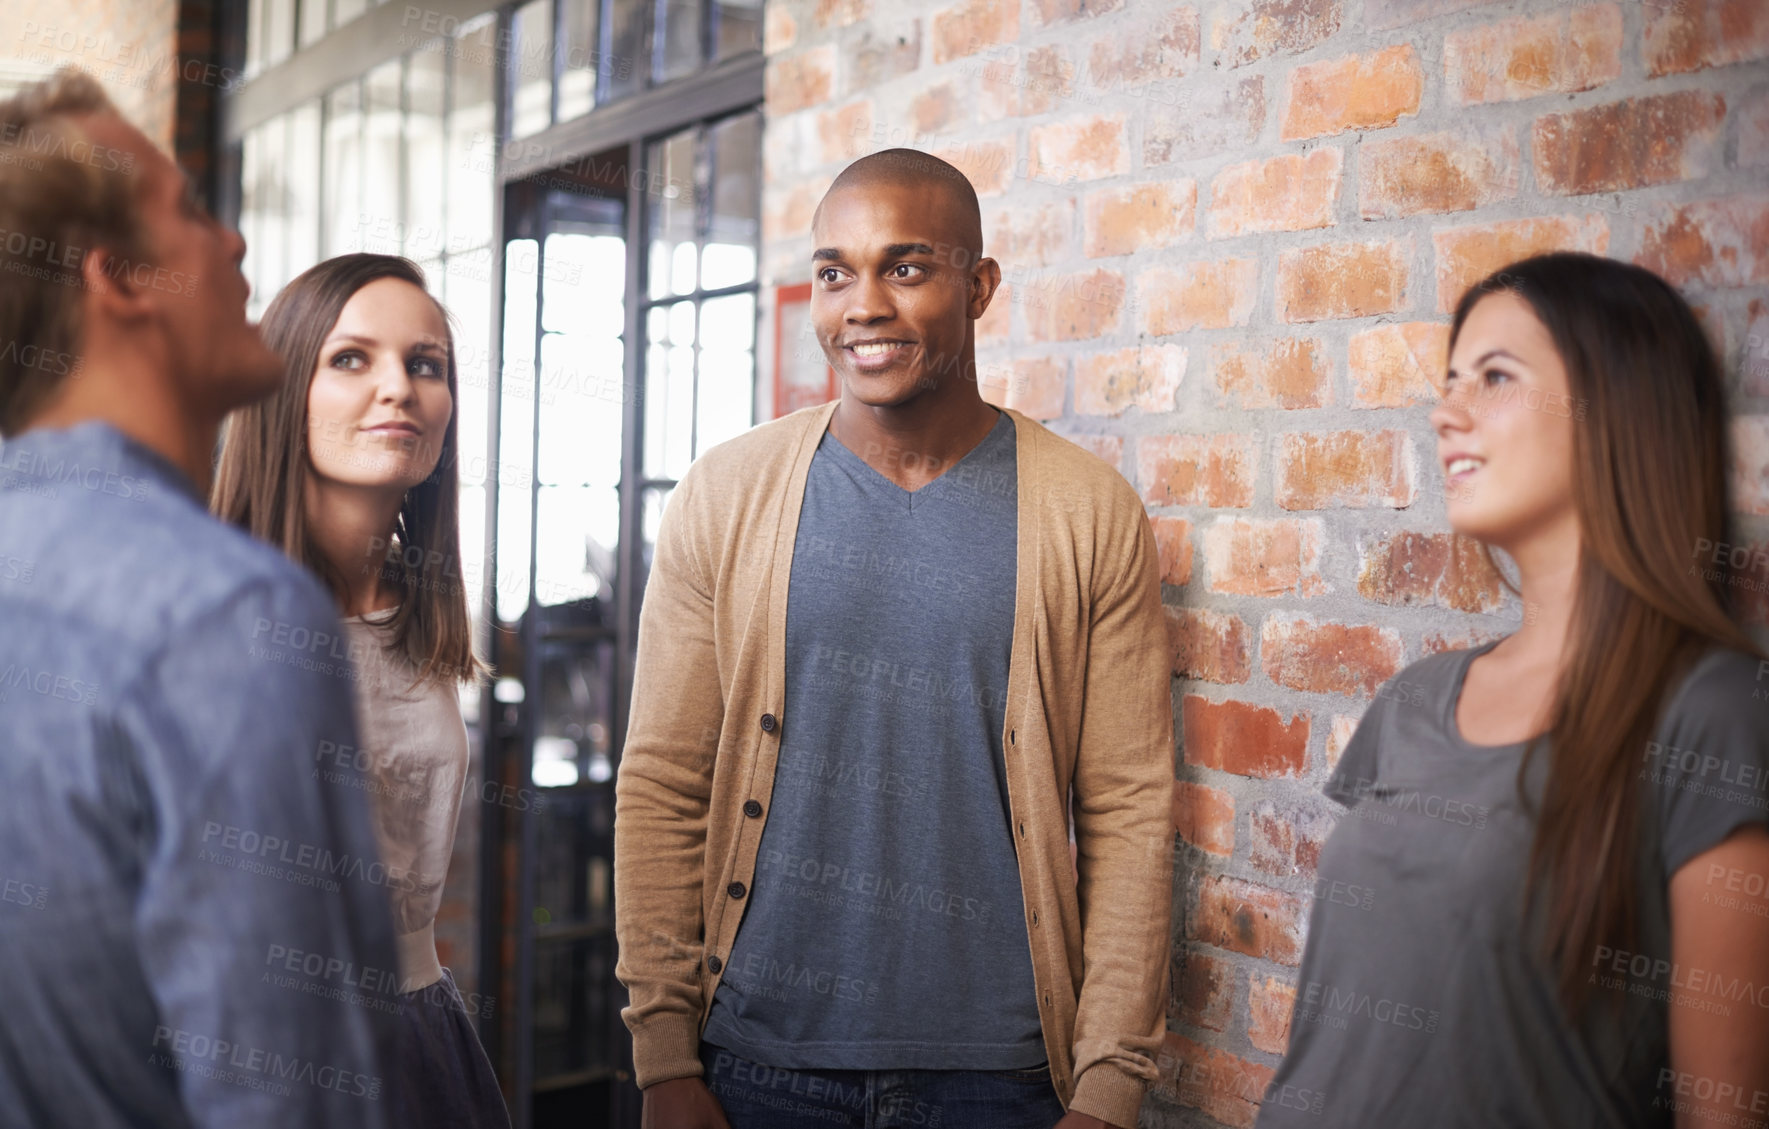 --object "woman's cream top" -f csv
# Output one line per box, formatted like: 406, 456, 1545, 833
342, 608, 469, 994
